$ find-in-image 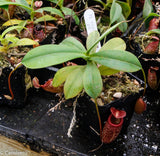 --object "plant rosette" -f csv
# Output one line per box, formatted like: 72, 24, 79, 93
20, 21, 146, 145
